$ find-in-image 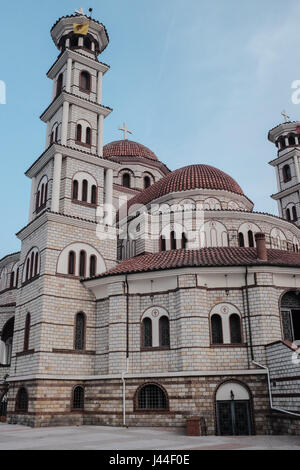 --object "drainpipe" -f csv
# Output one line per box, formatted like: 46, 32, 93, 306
122, 275, 130, 427
245, 266, 254, 361
253, 360, 300, 417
